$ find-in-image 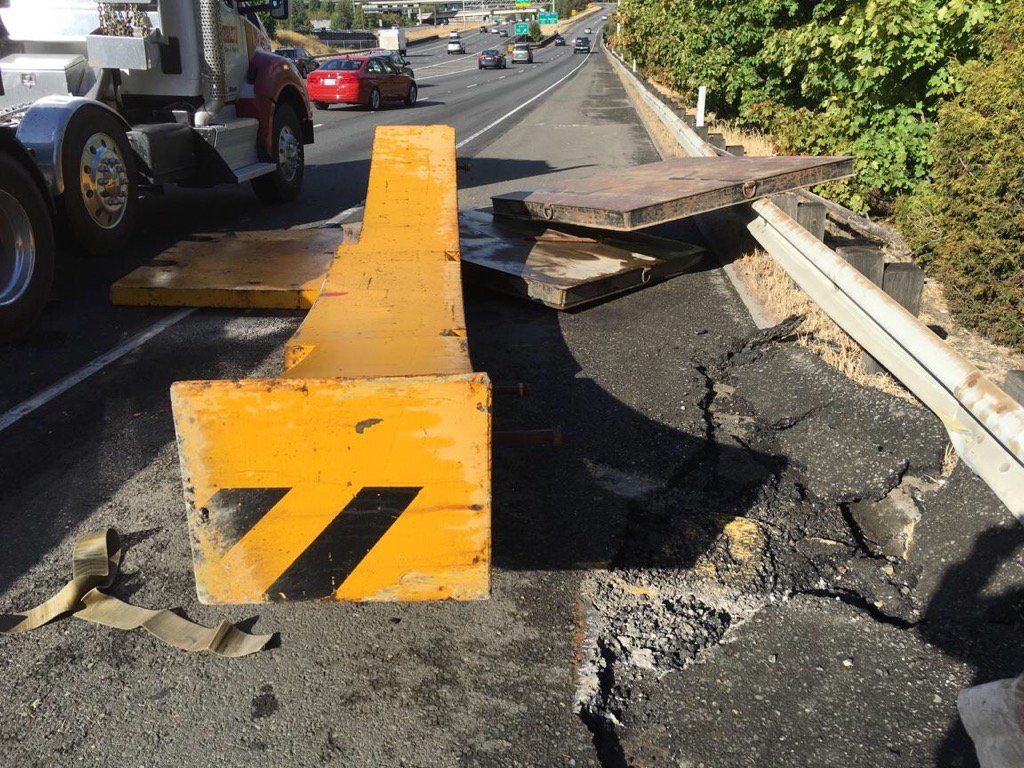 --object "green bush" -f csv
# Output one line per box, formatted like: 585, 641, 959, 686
895, 0, 1024, 350
613, 0, 998, 211
529, 20, 543, 42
